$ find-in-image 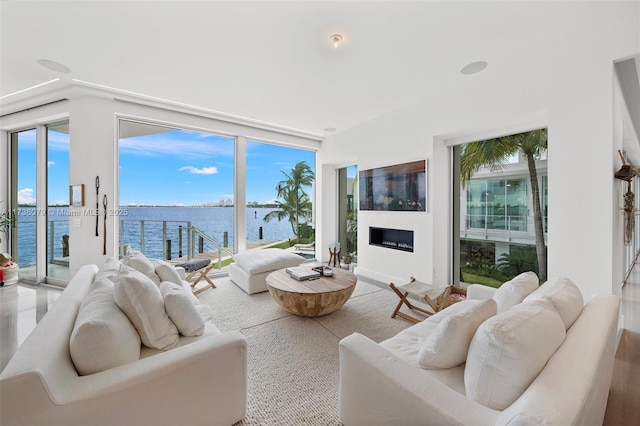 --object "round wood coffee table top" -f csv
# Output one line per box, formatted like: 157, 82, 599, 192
266, 267, 357, 317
